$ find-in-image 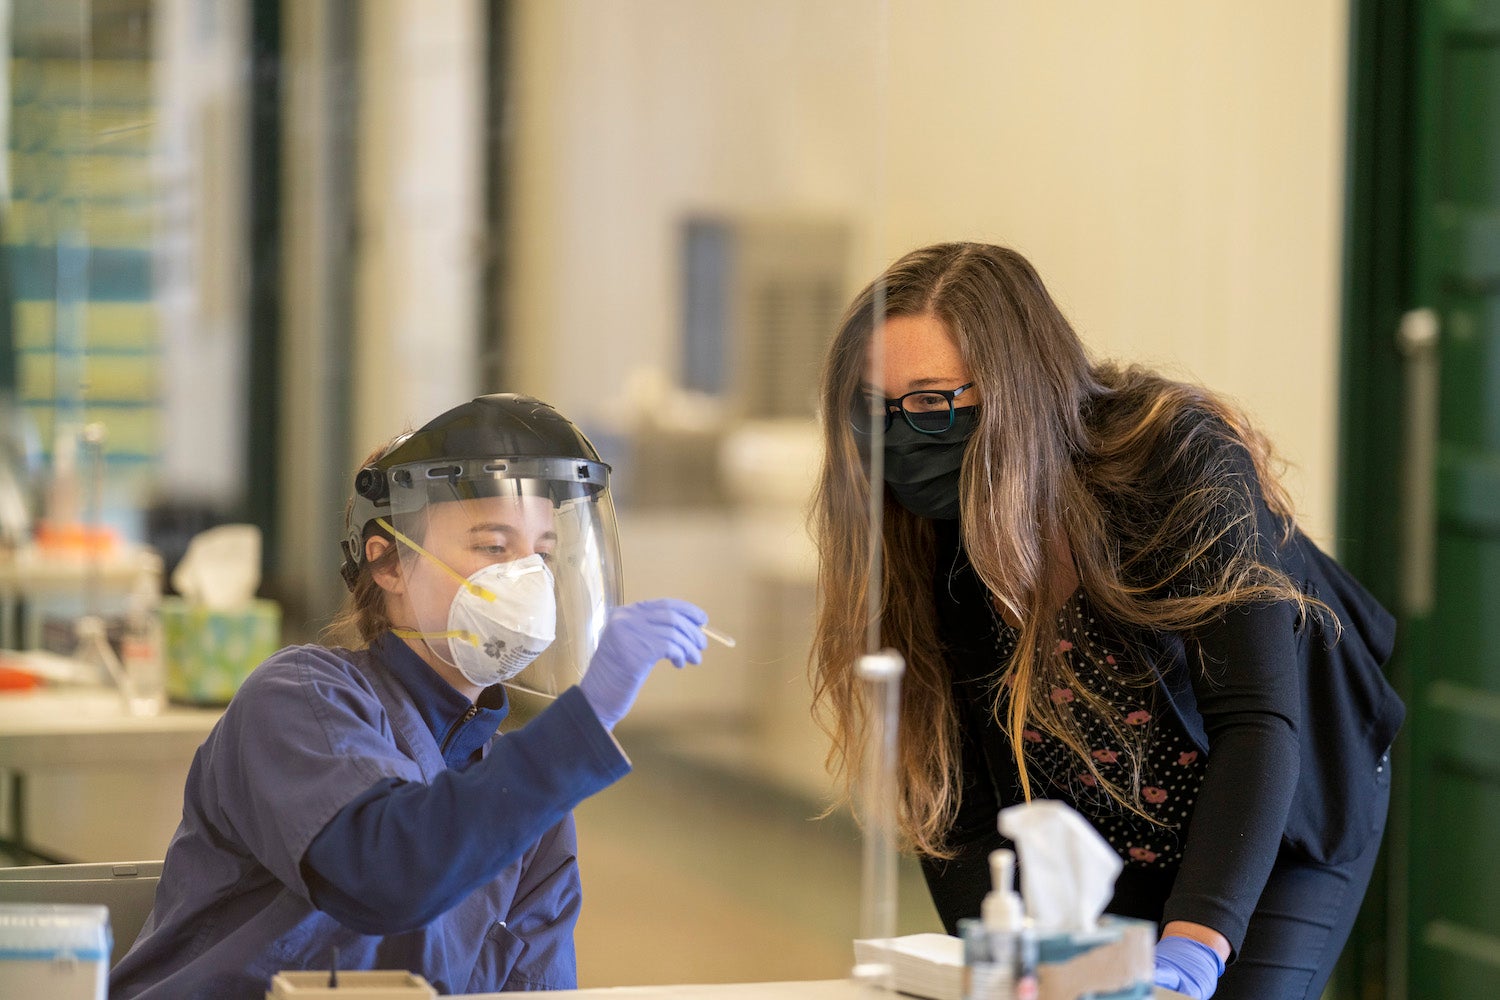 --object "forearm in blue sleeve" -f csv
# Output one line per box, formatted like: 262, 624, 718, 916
303, 687, 628, 934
